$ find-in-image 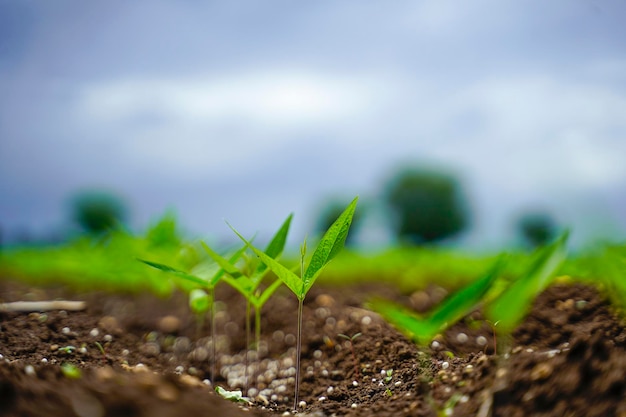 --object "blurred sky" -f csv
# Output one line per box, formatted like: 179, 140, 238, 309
1, 0, 625, 249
